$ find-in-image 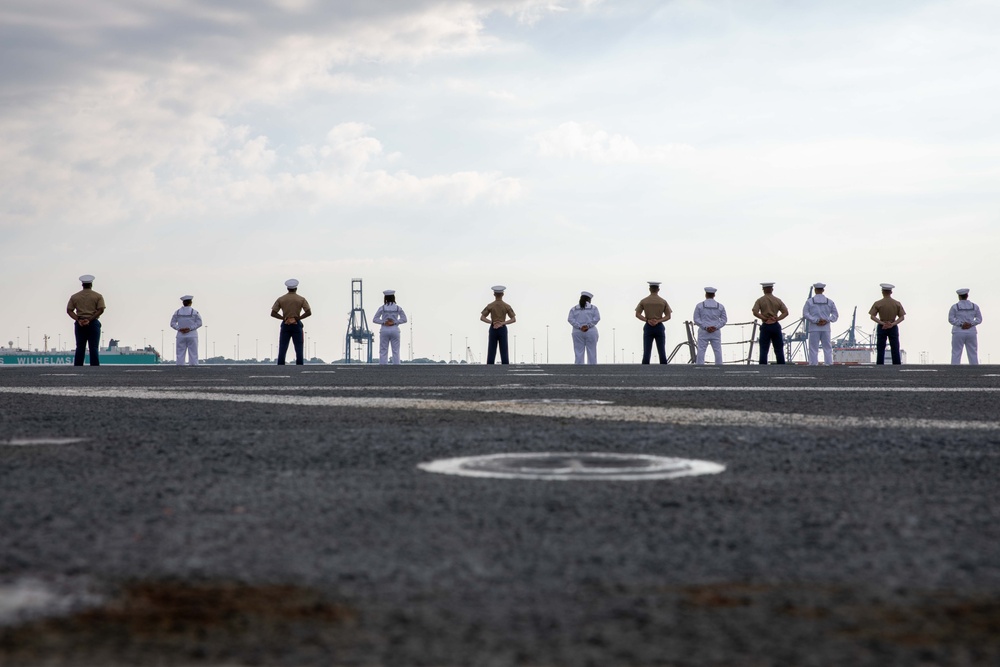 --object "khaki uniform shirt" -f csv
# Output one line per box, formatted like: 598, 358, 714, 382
272, 293, 311, 319
753, 294, 787, 321
869, 297, 905, 323
67, 289, 106, 320
636, 294, 671, 320
482, 301, 515, 323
